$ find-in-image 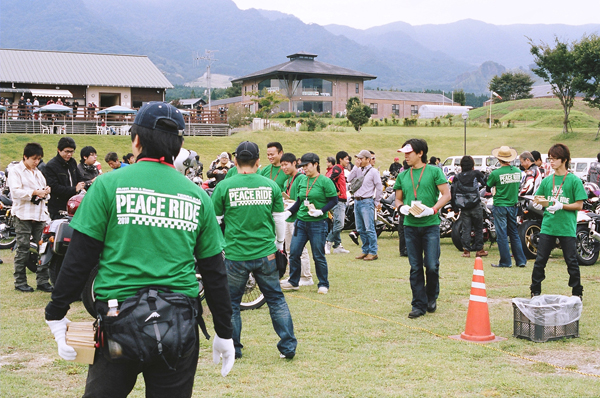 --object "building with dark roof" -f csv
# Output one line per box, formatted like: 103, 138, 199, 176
231, 52, 376, 115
